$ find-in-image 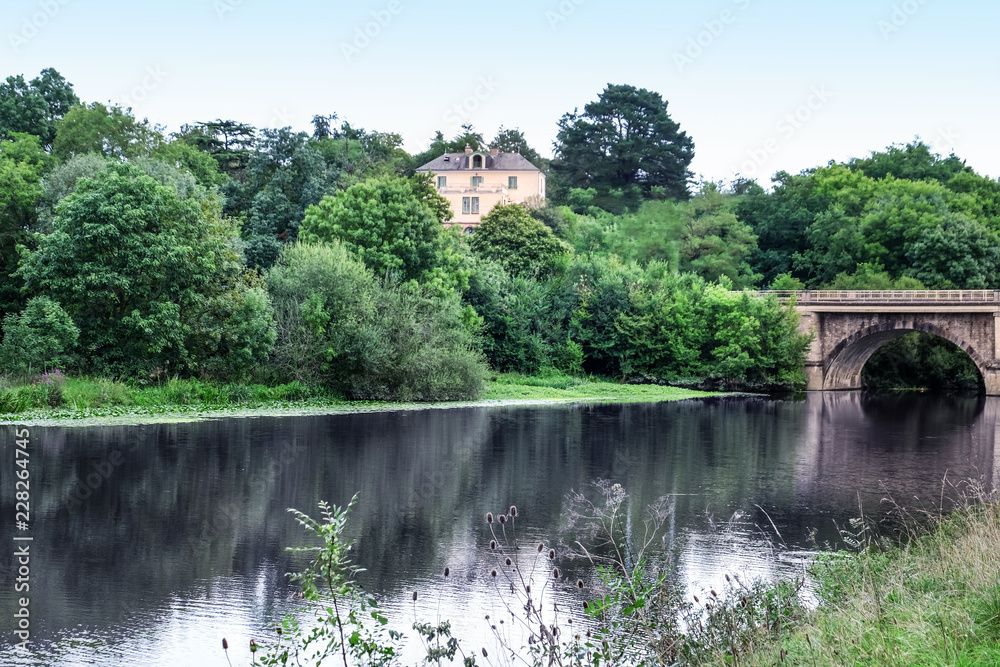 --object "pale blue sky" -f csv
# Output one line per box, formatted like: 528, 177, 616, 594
4, 0, 998, 183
